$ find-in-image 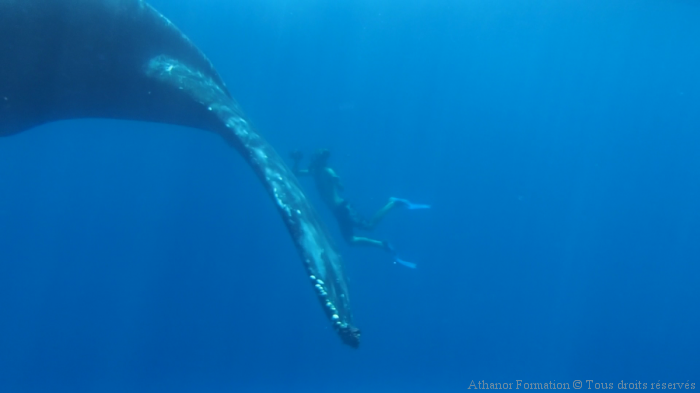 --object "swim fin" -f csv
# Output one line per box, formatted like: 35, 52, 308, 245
383, 241, 417, 269
390, 197, 431, 210
394, 257, 417, 269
